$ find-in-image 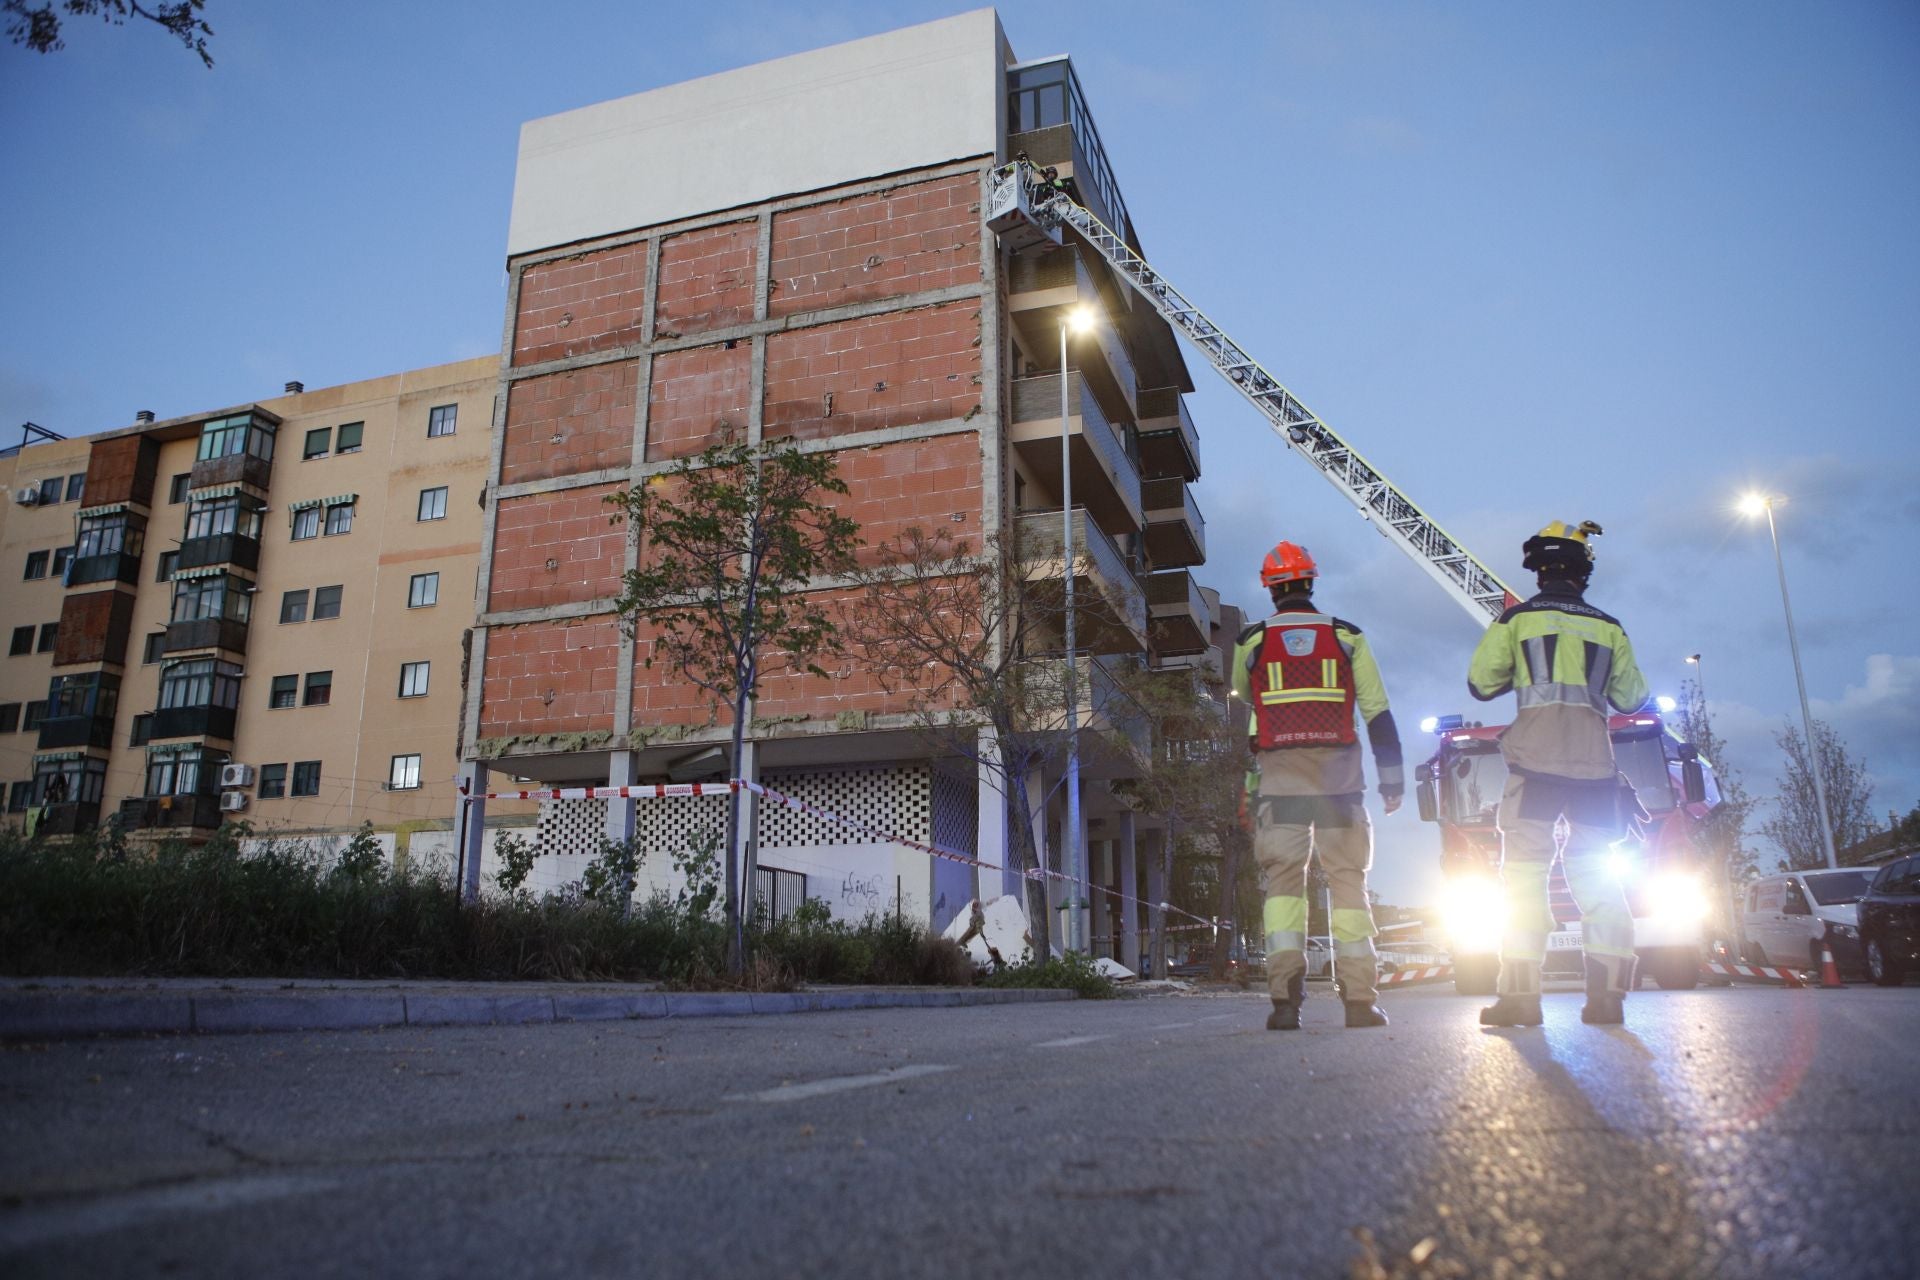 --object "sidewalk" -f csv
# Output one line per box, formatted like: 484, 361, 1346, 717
0, 976, 1075, 1041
